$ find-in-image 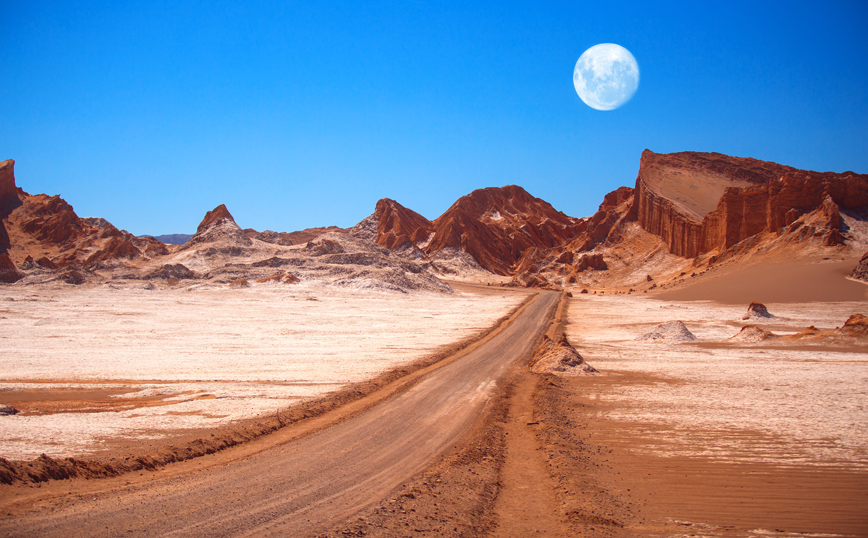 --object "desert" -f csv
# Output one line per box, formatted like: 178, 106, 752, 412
2, 145, 867, 537
3, 4, 868, 536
